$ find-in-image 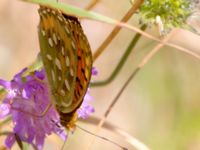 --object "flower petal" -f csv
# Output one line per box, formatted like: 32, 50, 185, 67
1, 66, 95, 149
0, 104, 10, 119
0, 79, 10, 89
92, 67, 98, 76
35, 133, 45, 150
5, 133, 16, 149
